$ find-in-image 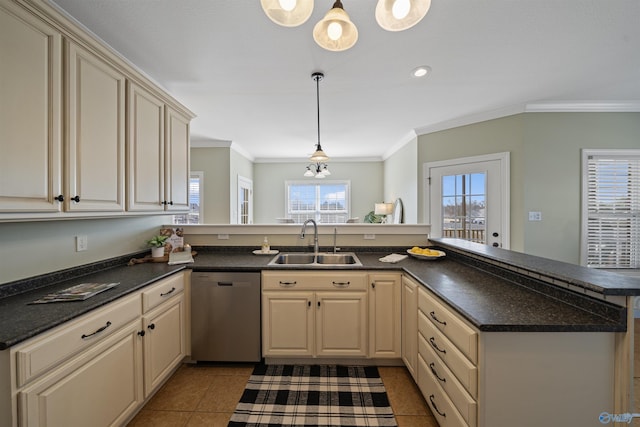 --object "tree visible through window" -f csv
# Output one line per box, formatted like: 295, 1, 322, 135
582, 150, 640, 269
286, 181, 350, 223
